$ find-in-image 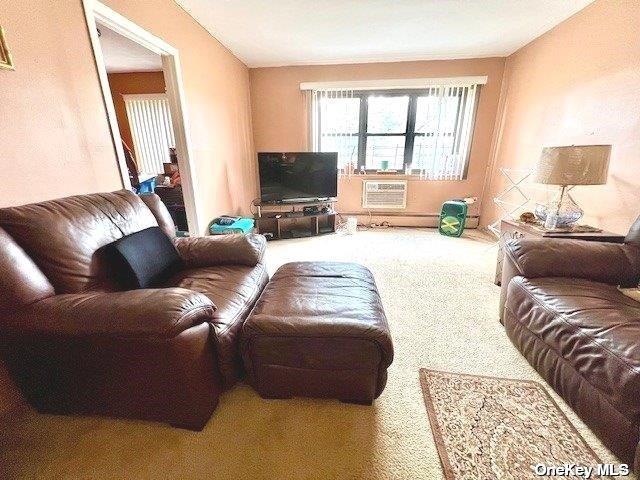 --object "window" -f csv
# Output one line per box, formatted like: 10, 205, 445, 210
315, 85, 480, 180
124, 94, 176, 175
366, 94, 409, 170
318, 94, 360, 169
